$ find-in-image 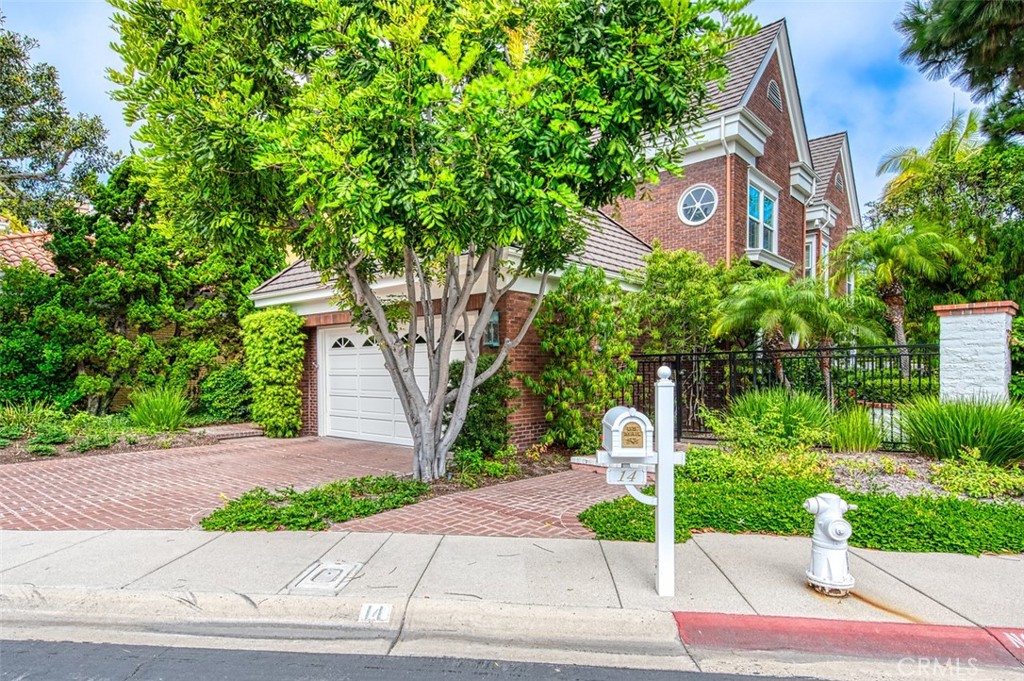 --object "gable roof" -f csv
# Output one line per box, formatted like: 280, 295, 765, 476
809, 131, 862, 227
708, 20, 785, 112
250, 211, 651, 299
808, 133, 845, 203
0, 232, 57, 275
